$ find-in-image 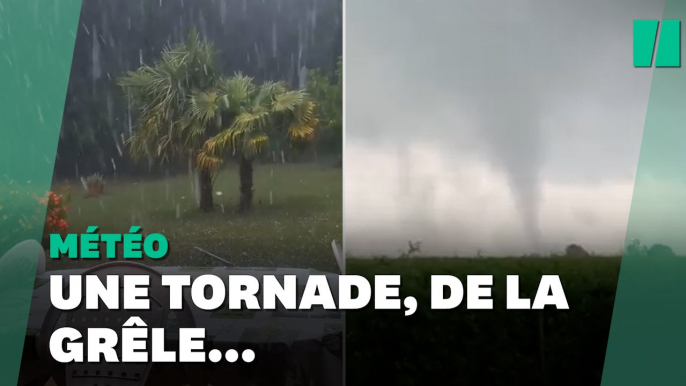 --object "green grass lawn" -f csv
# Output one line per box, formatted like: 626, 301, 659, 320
47, 163, 342, 272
